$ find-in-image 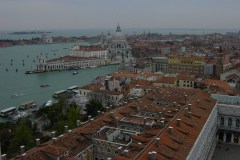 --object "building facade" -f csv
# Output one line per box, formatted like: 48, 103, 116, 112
103, 24, 134, 69
168, 54, 205, 75
70, 45, 108, 61
36, 55, 105, 71
151, 57, 168, 73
